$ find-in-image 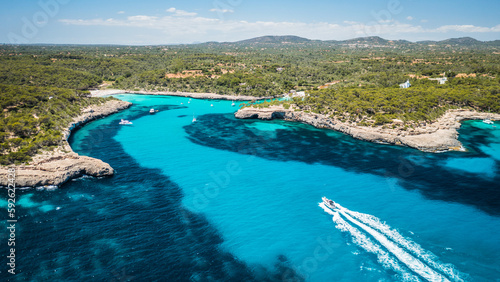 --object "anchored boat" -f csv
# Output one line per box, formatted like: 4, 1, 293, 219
119, 119, 133, 125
